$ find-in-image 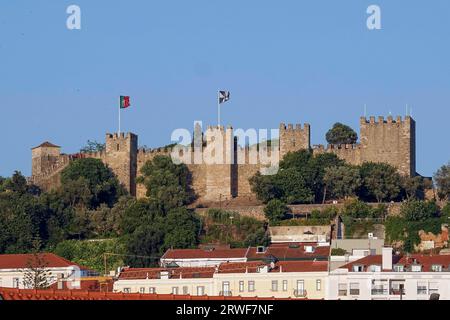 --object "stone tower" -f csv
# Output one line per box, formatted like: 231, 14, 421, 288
203, 125, 236, 202
31, 142, 62, 177
279, 123, 311, 158
105, 132, 138, 196
359, 115, 416, 176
